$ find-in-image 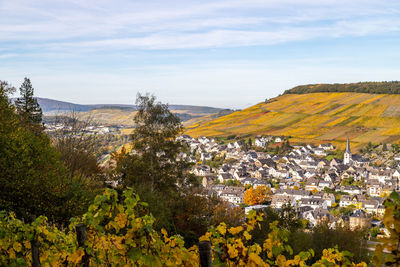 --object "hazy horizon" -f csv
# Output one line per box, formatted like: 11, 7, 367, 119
31, 96, 232, 109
